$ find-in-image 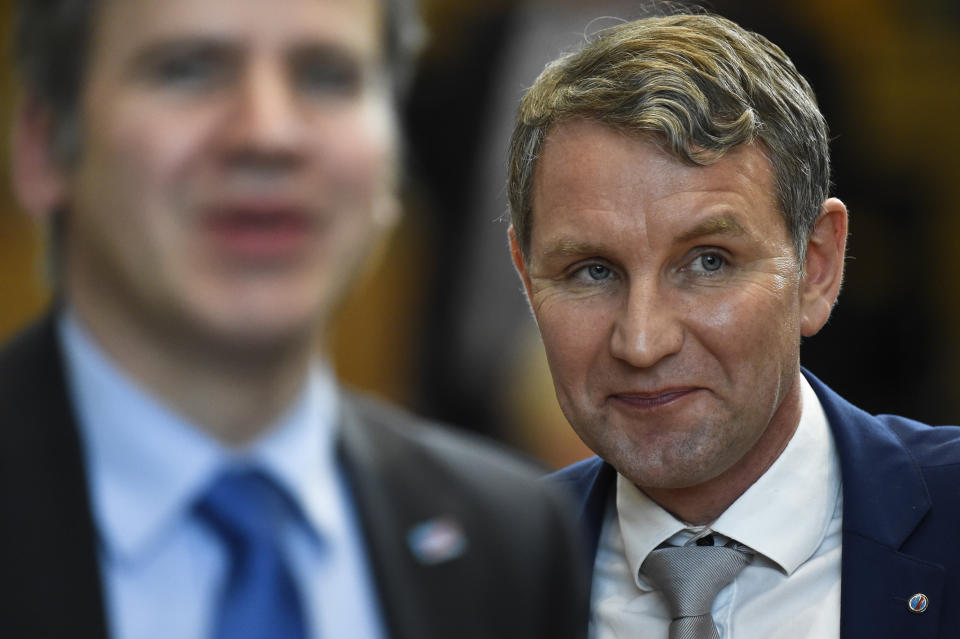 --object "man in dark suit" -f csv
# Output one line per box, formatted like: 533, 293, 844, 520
505, 11, 960, 639
0, 0, 588, 638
